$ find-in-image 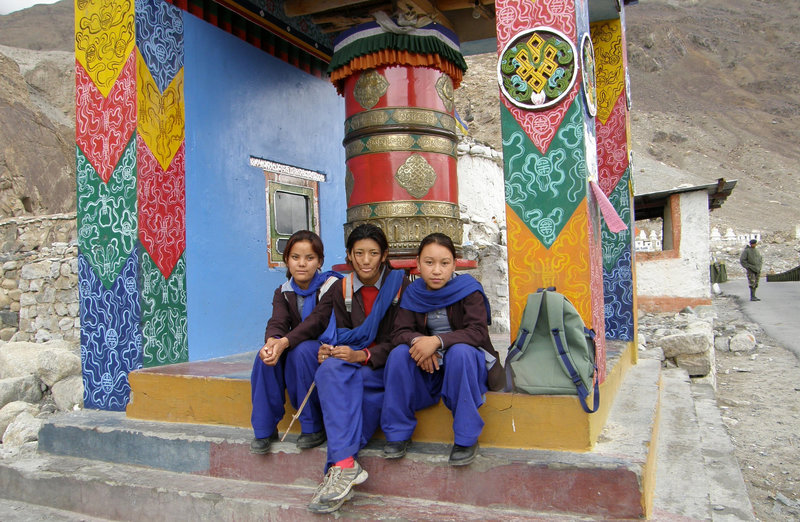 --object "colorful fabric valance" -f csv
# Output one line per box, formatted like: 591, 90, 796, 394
329, 19, 467, 94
